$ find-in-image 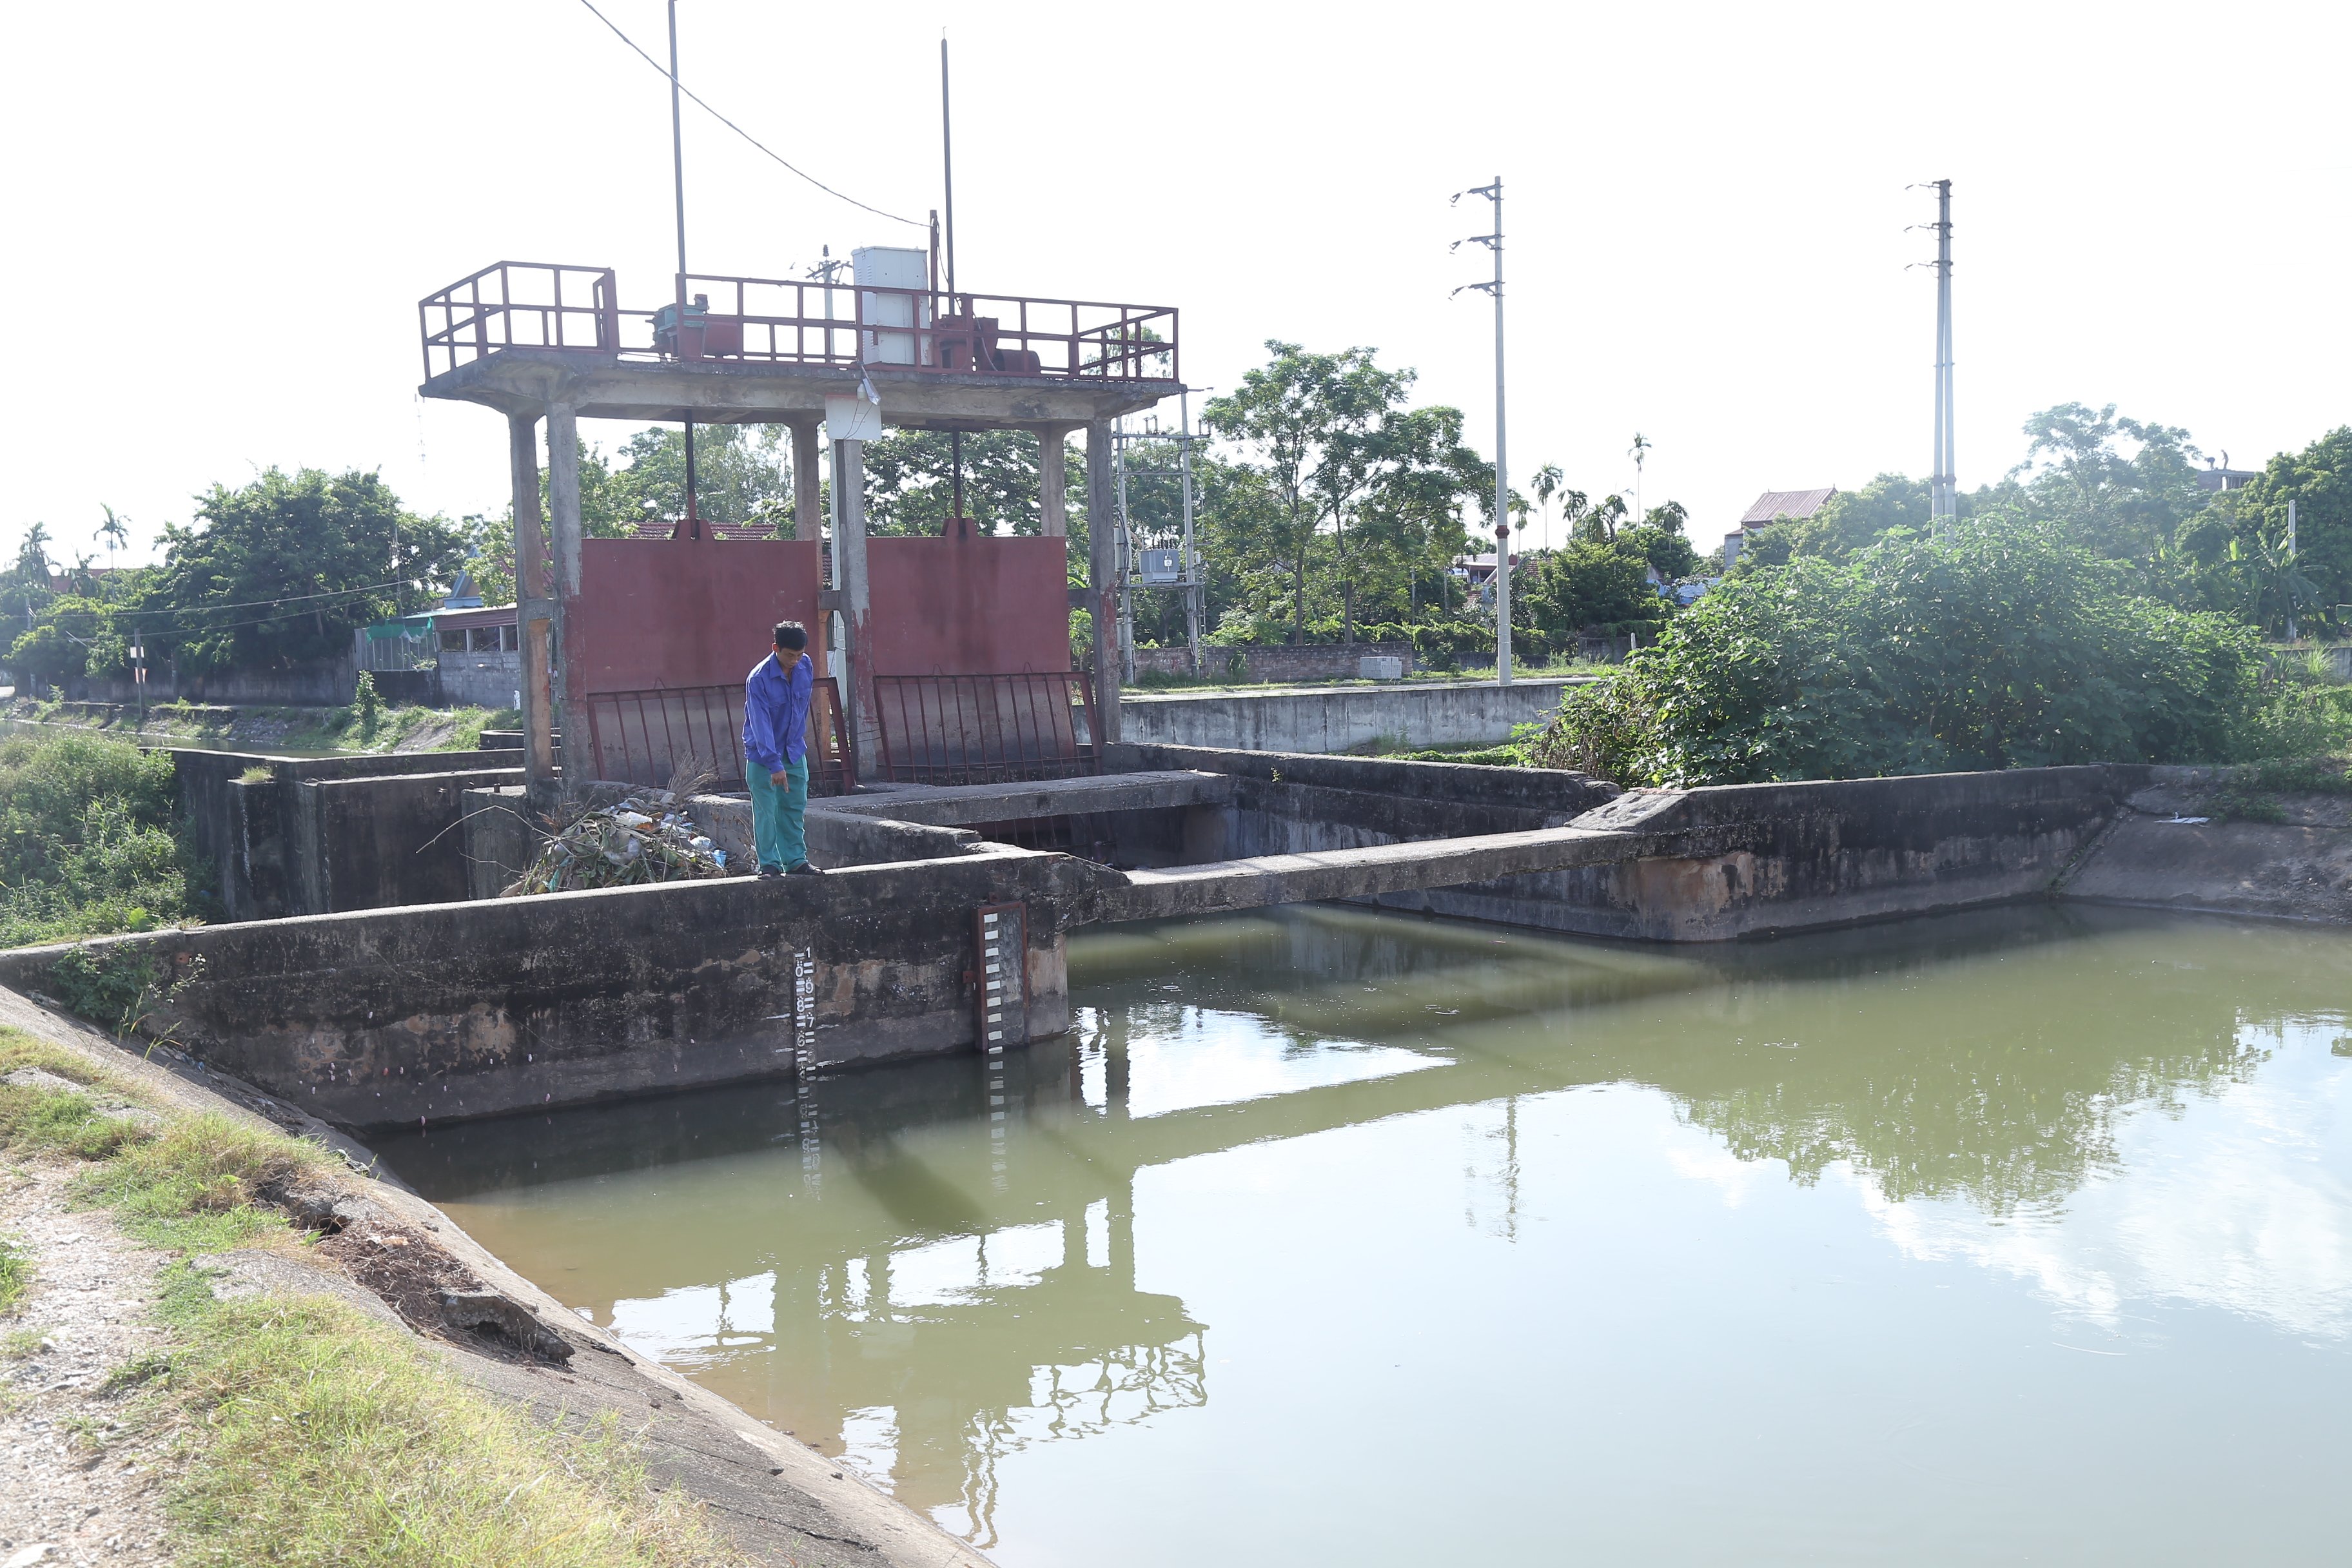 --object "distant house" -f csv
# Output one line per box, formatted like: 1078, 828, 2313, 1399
1721, 486, 1838, 567
1451, 551, 1524, 589
2196, 459, 2262, 494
